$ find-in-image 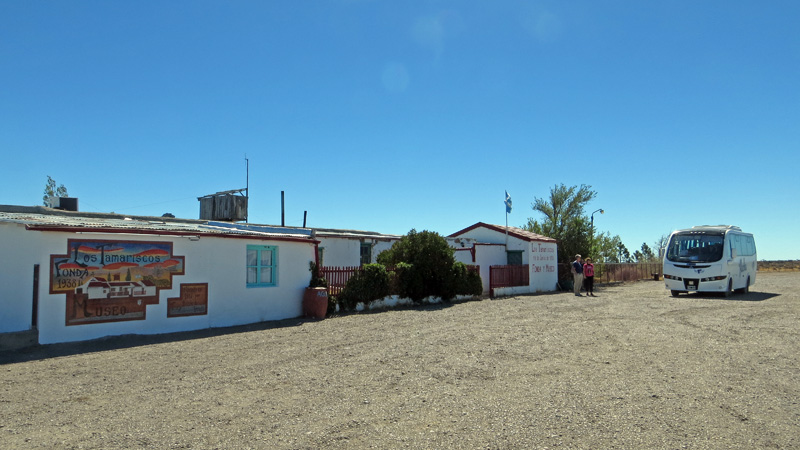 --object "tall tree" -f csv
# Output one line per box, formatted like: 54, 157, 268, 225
523, 184, 597, 264
595, 232, 626, 263
617, 242, 631, 263
640, 243, 655, 261
43, 176, 68, 206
